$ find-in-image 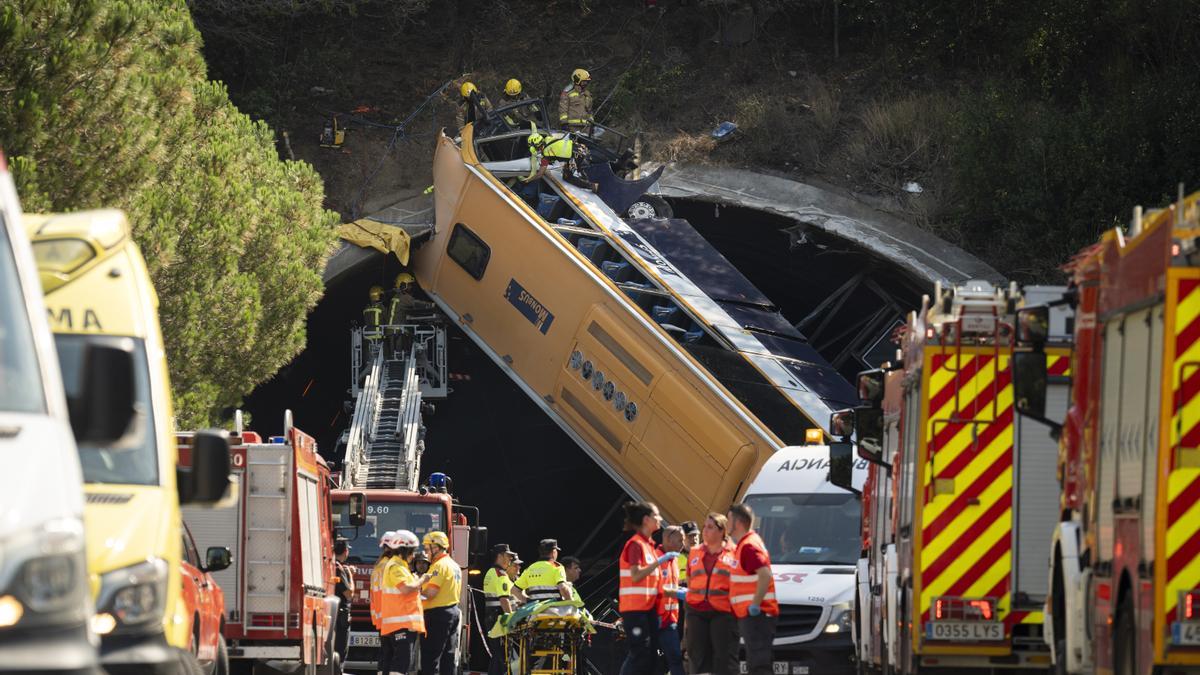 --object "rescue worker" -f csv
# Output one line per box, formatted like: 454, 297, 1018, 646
506, 551, 523, 582
684, 514, 738, 675
500, 78, 540, 129
334, 539, 355, 664
657, 526, 686, 675
619, 502, 676, 675
420, 531, 463, 675
502, 78, 524, 105
560, 555, 583, 603
514, 539, 572, 603
364, 285, 385, 352
726, 504, 778, 675
678, 521, 699, 586
559, 68, 594, 133
371, 531, 396, 675
456, 81, 494, 129
483, 544, 516, 675
413, 549, 430, 576
380, 530, 432, 675
523, 128, 598, 191
387, 272, 435, 356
